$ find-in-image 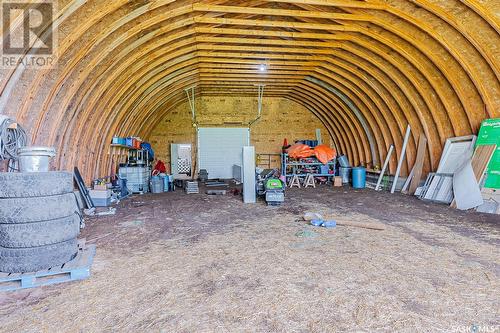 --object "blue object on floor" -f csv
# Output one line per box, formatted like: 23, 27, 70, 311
323, 220, 337, 228
0, 240, 96, 291
310, 219, 324, 227
352, 167, 367, 189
